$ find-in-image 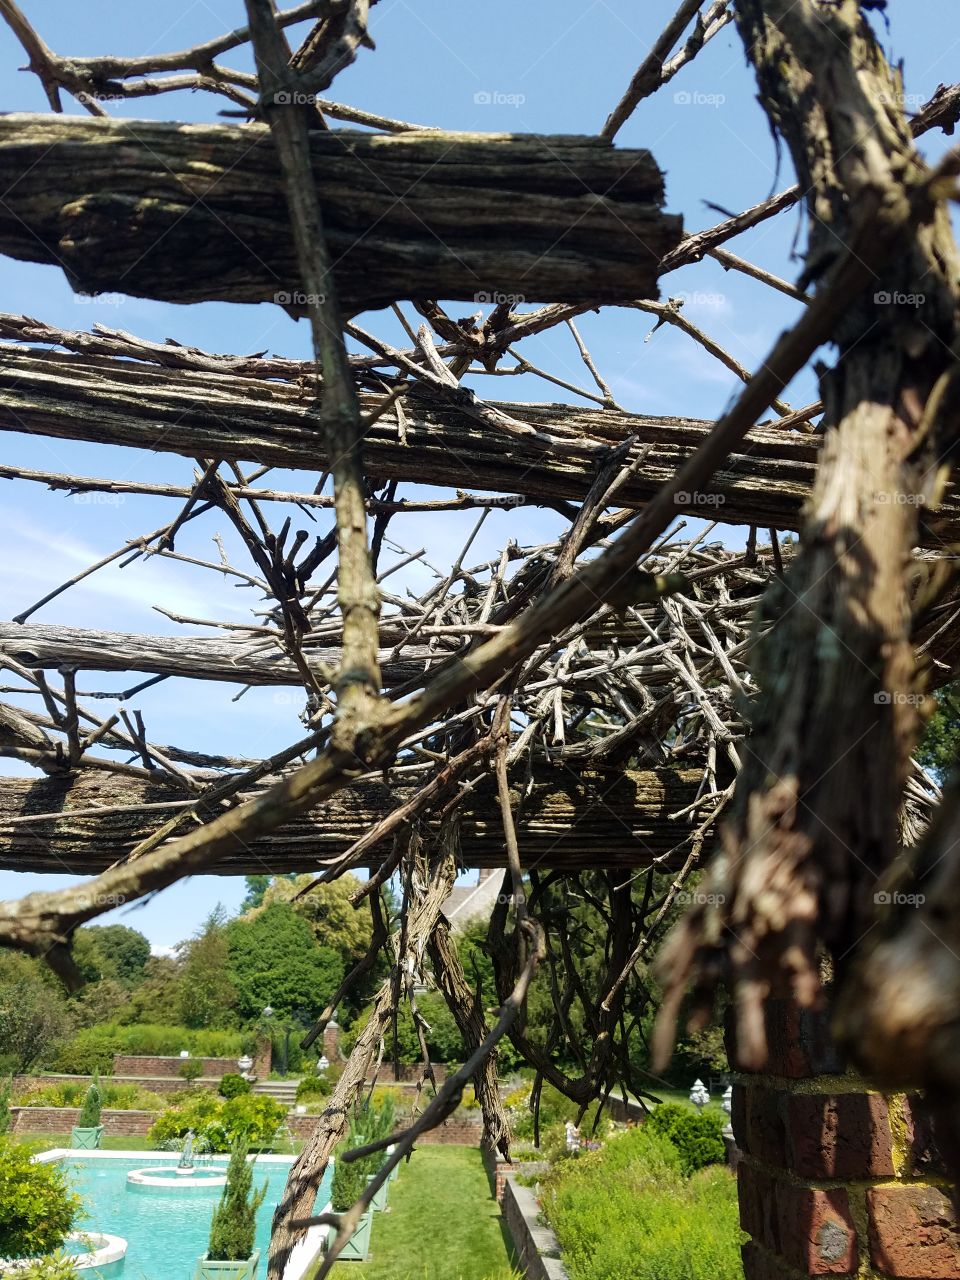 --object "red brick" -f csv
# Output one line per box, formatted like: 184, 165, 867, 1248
739, 1163, 781, 1251
741, 1241, 812, 1280
867, 1185, 960, 1279
902, 1095, 949, 1178
743, 1085, 788, 1165
786, 1092, 894, 1179
775, 1185, 857, 1275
